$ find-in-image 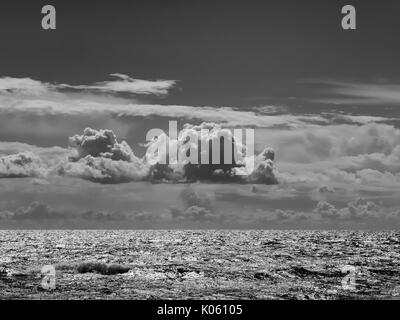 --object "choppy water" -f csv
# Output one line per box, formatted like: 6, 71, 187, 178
0, 230, 399, 299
